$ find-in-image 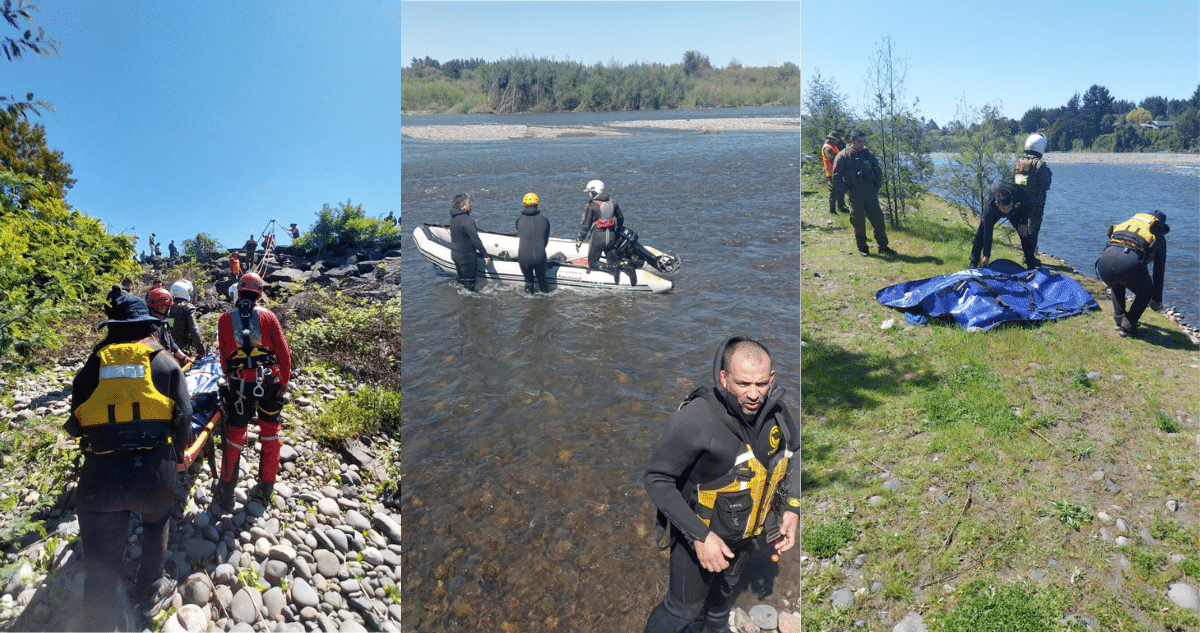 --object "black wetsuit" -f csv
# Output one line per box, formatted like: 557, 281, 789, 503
449, 208, 489, 291
969, 183, 1039, 269
65, 335, 190, 631
1096, 219, 1167, 332
167, 301, 204, 357
578, 193, 624, 269
643, 337, 800, 633
516, 204, 551, 293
